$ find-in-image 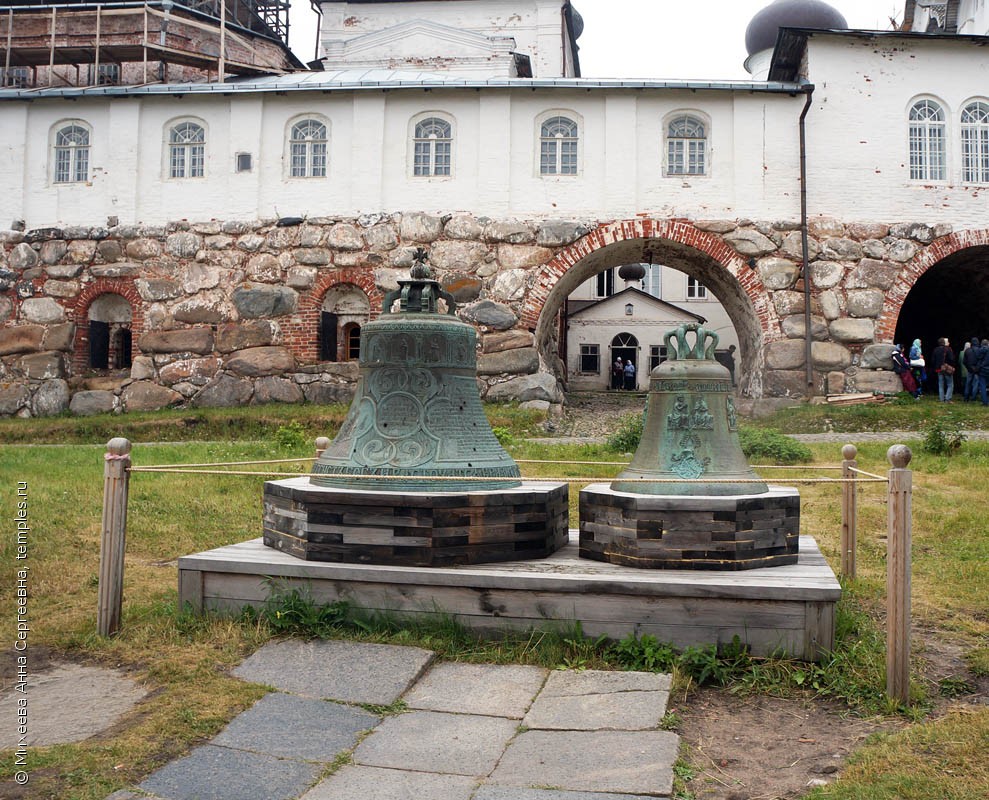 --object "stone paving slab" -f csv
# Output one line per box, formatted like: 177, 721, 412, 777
538, 669, 672, 697
232, 640, 434, 704
523, 669, 671, 730
300, 765, 477, 800
404, 662, 548, 718
0, 663, 147, 747
210, 692, 379, 761
523, 690, 670, 730
138, 744, 321, 800
473, 787, 660, 800
353, 710, 519, 776
488, 730, 679, 796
